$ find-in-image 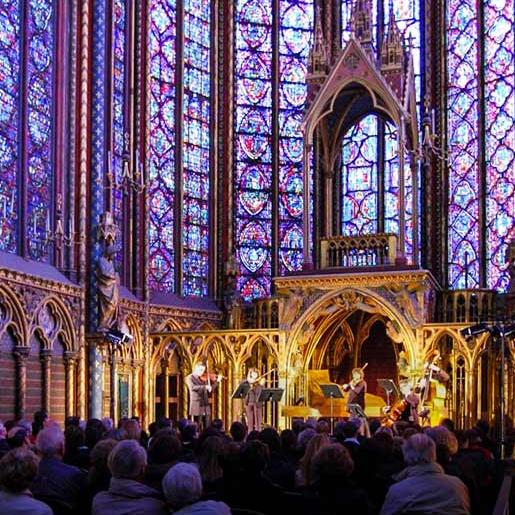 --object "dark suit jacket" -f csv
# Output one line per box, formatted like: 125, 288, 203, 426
243, 380, 263, 407
186, 373, 217, 416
